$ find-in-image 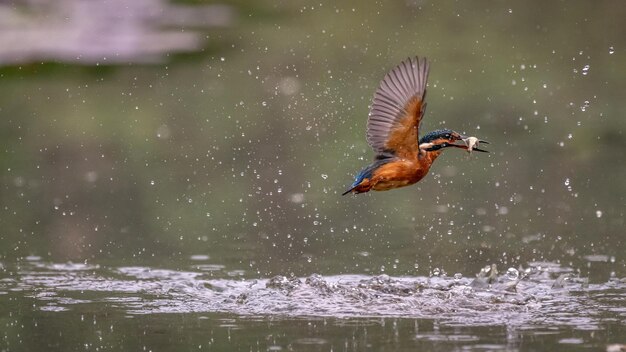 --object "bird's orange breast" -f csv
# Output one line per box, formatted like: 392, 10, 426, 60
369, 157, 432, 191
